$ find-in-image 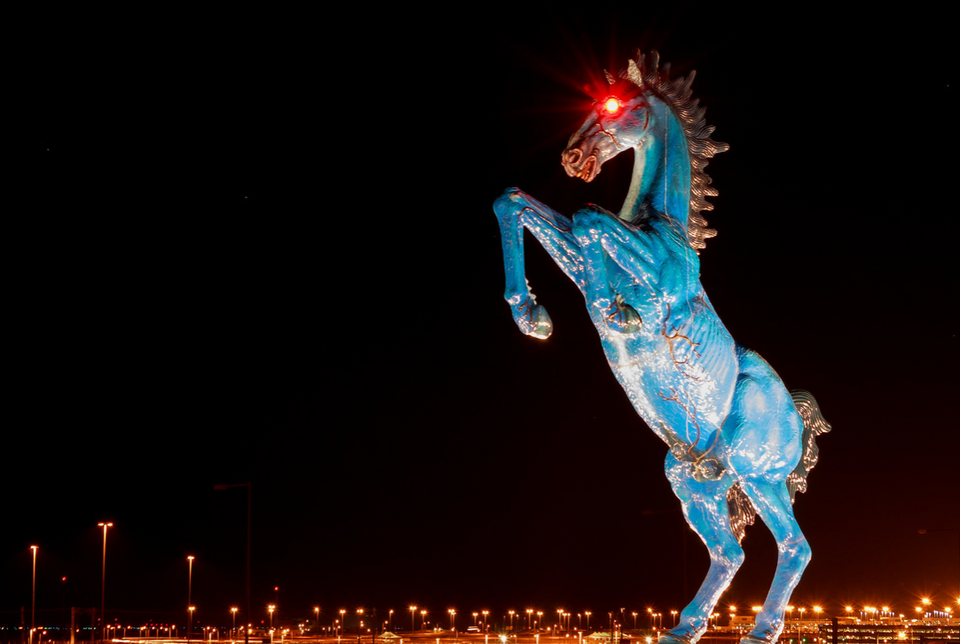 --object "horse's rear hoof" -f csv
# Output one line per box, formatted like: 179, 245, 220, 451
741, 635, 776, 644
658, 635, 690, 644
